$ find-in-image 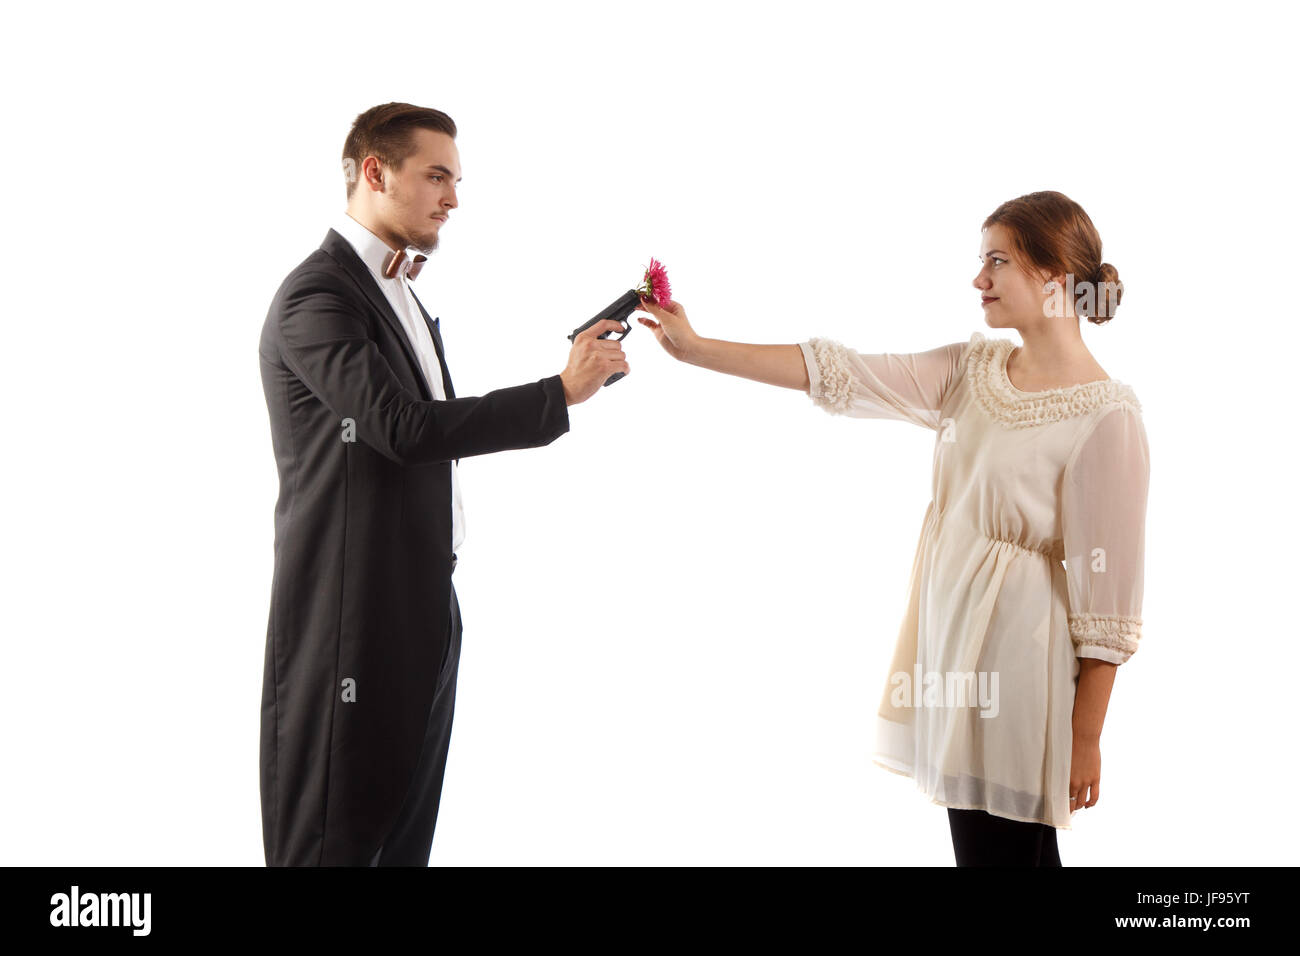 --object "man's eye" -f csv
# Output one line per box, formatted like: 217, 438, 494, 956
430, 175, 443, 182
